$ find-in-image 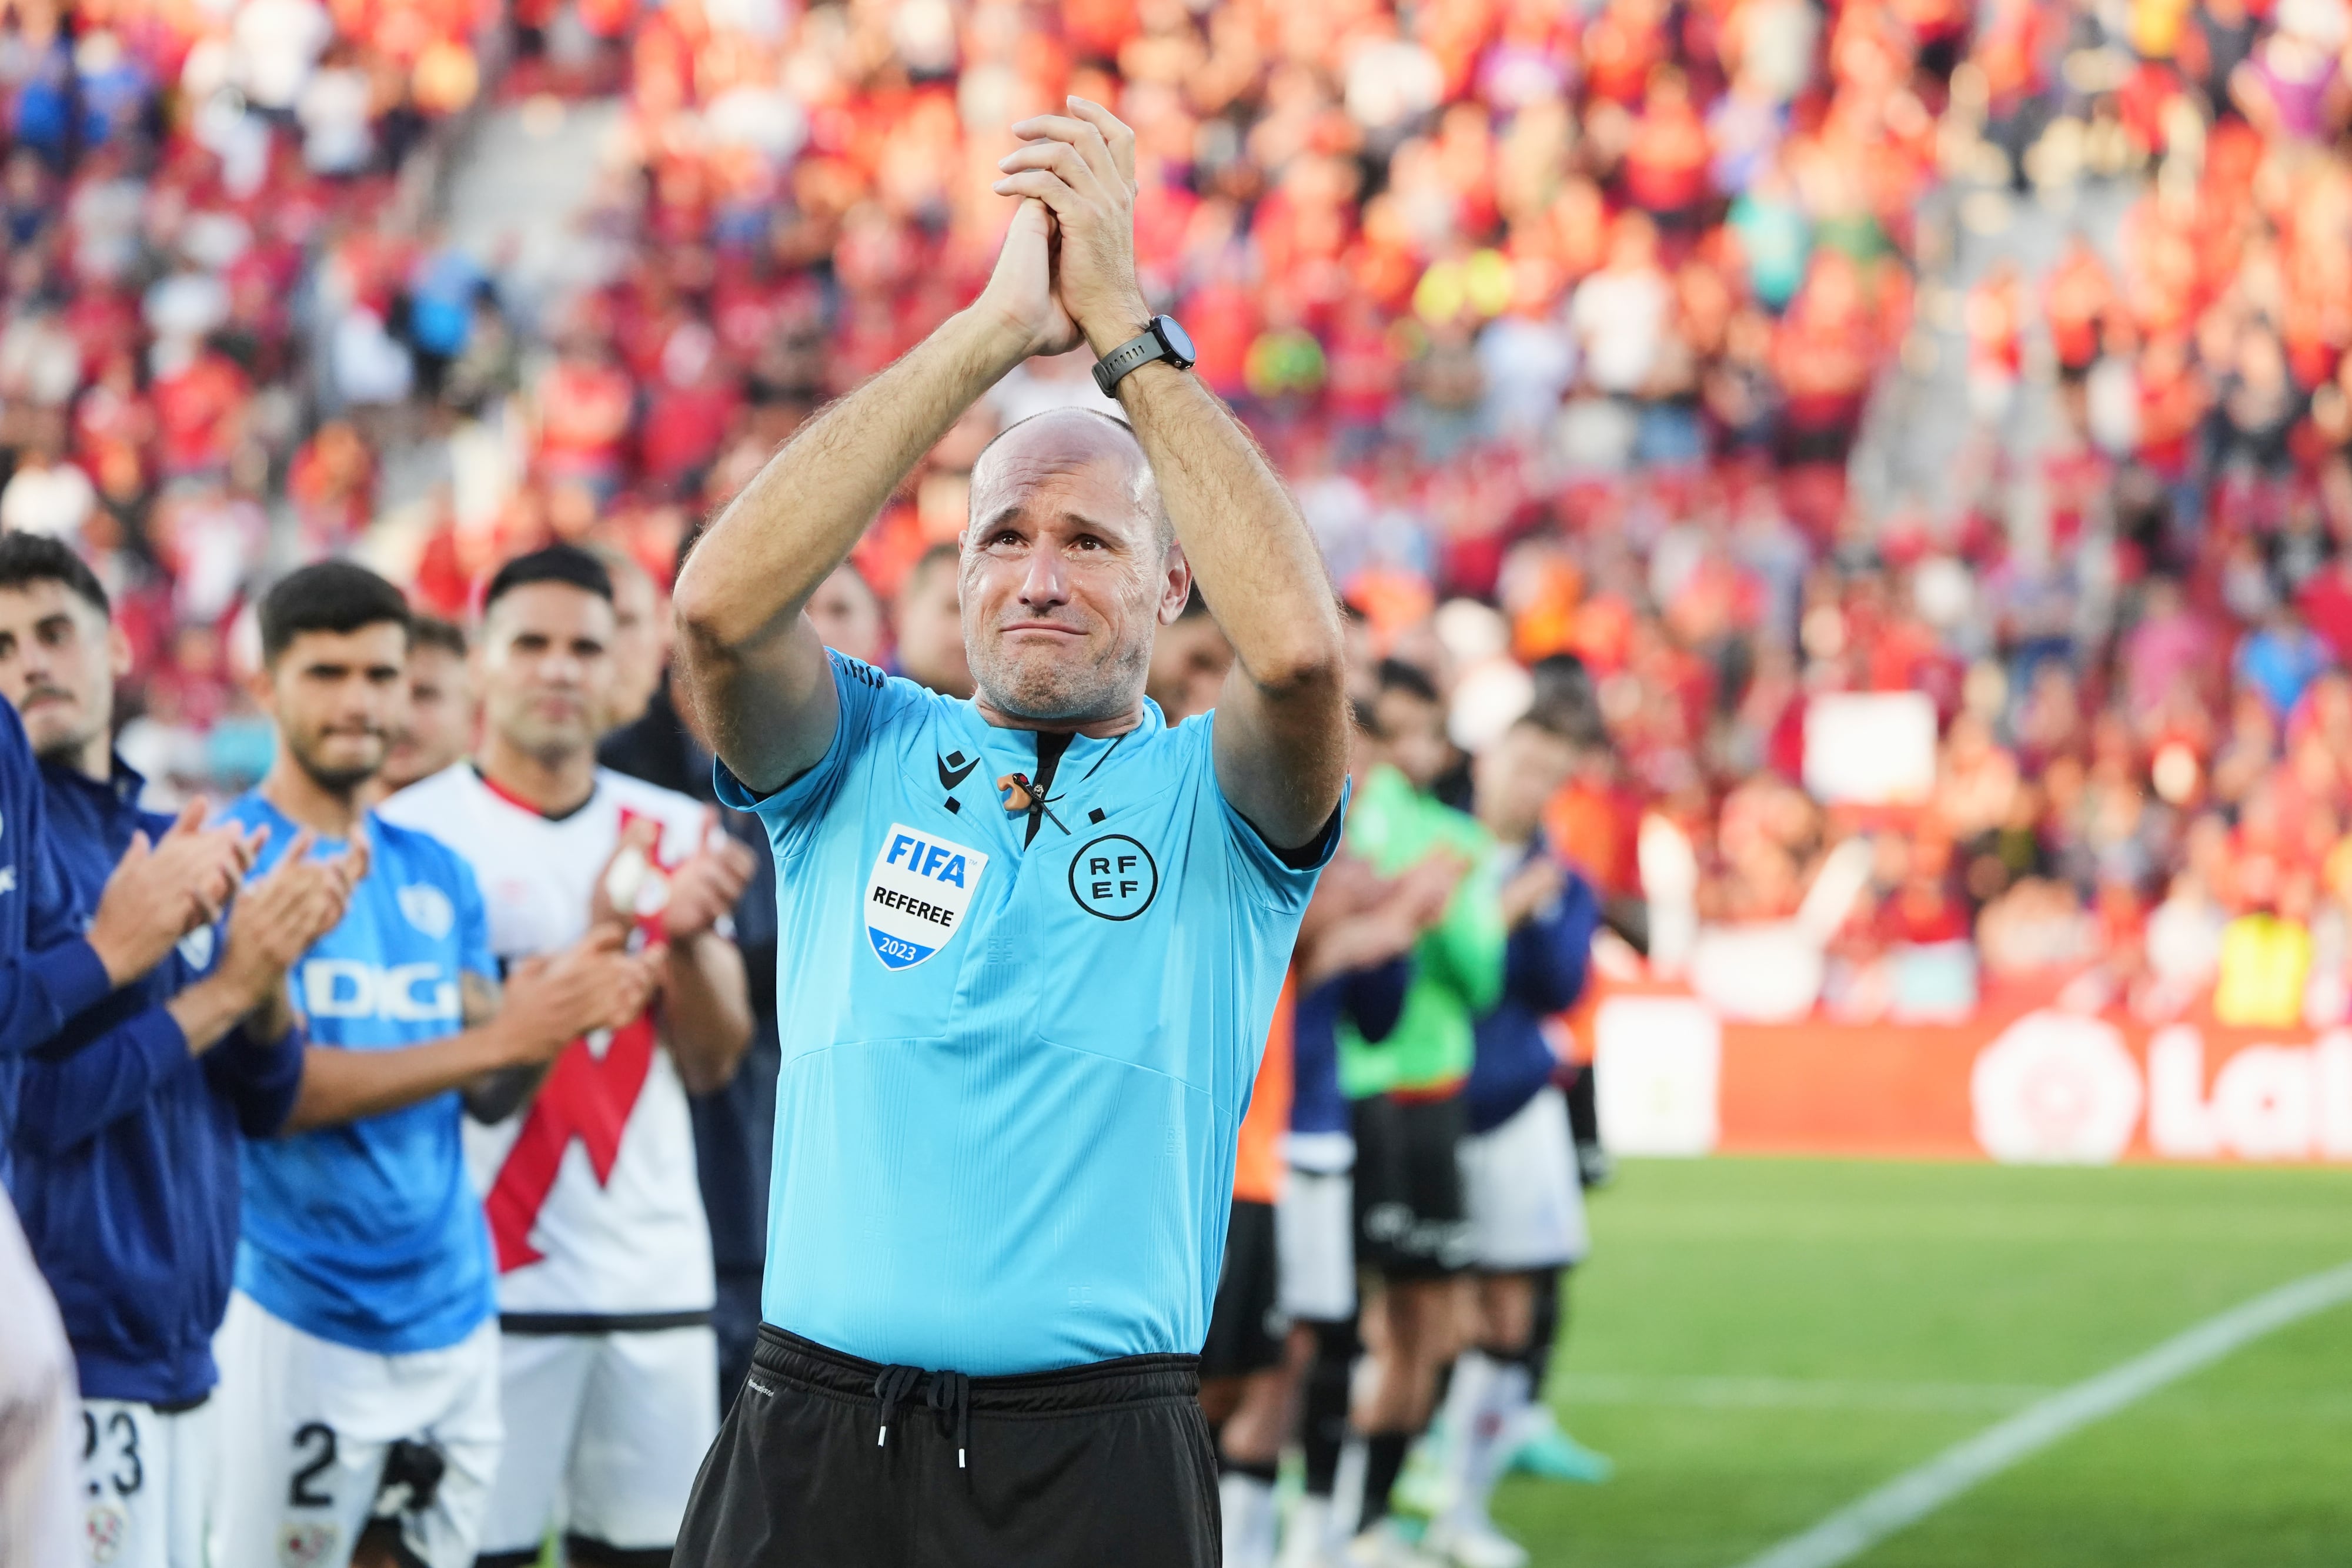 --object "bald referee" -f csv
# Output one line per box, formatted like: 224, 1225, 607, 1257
670, 99, 1347, 1566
